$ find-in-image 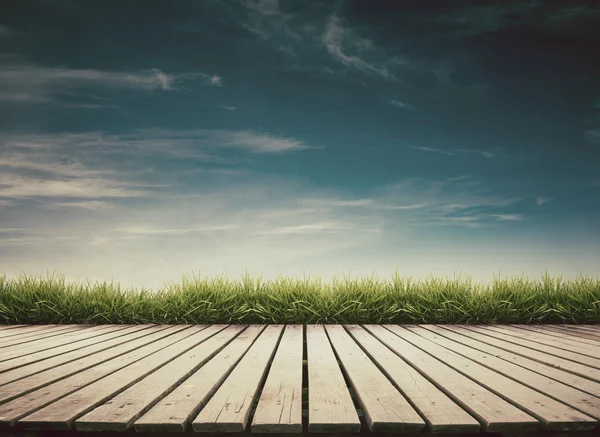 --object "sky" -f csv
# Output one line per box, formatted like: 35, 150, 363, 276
1, 0, 599, 289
